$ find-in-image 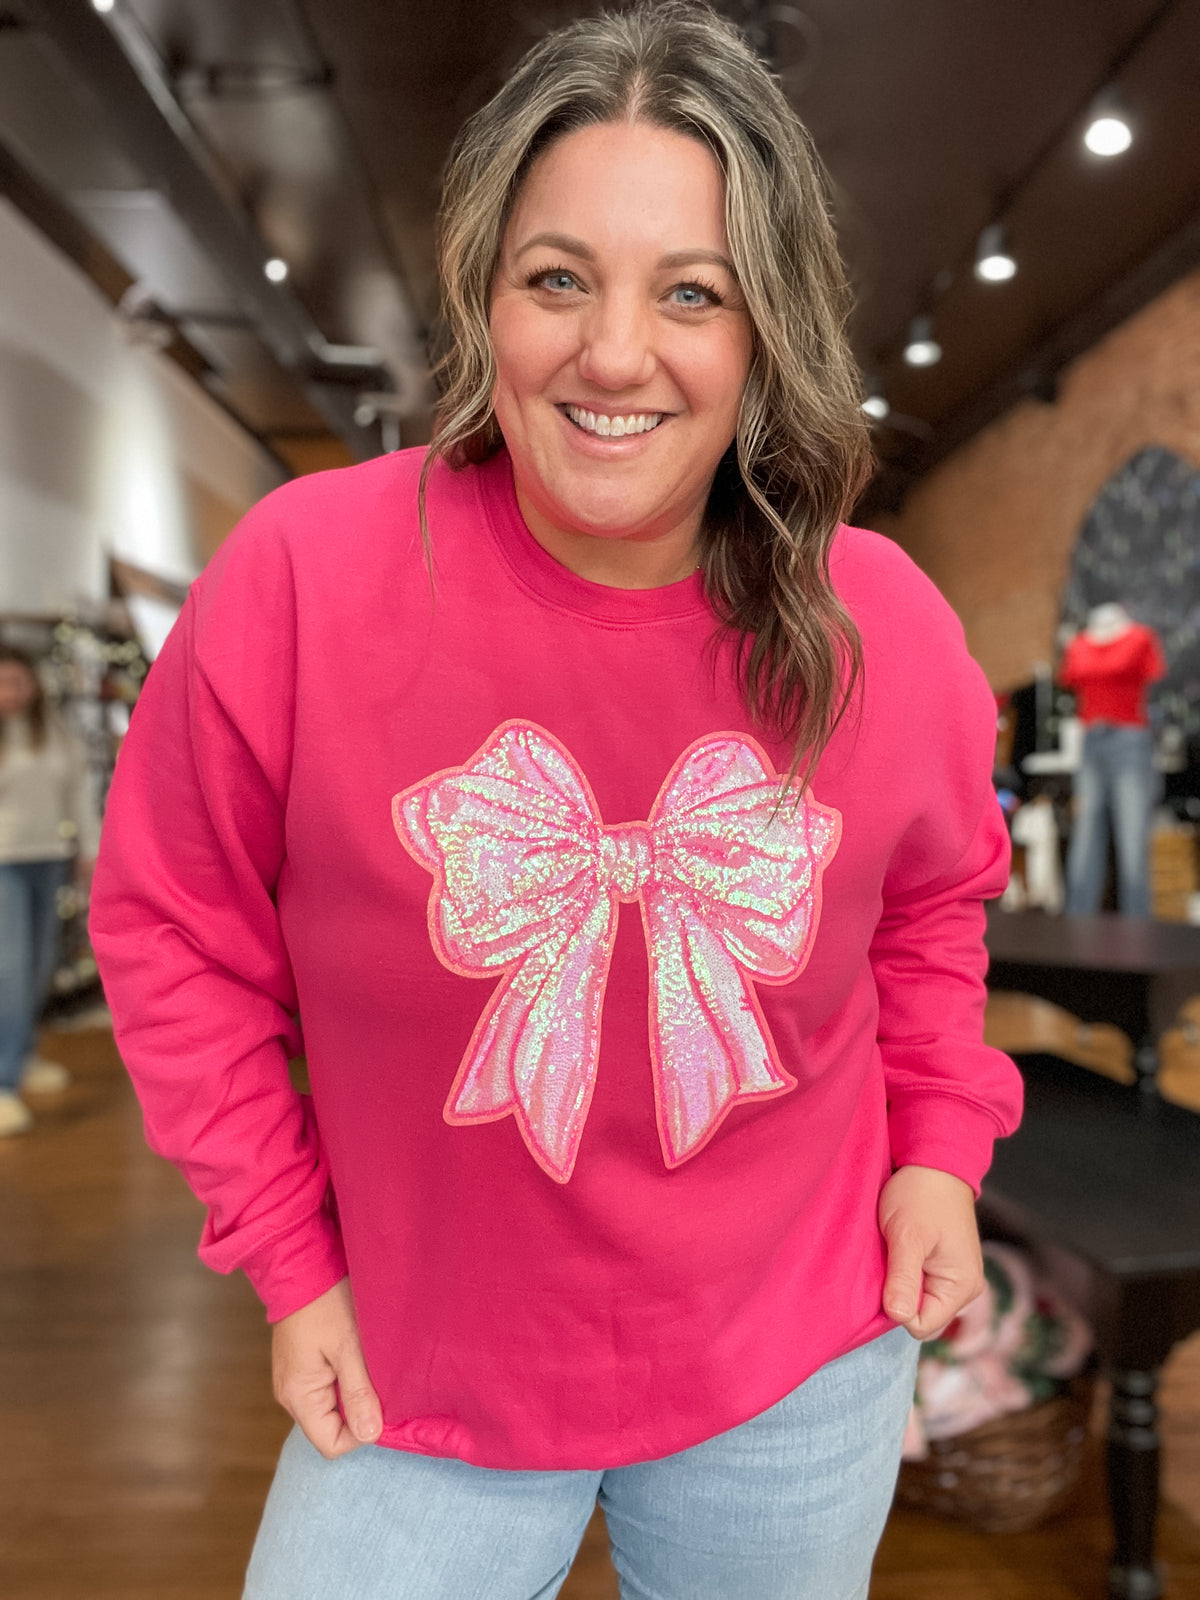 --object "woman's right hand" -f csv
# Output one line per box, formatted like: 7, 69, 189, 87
271, 1277, 383, 1460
